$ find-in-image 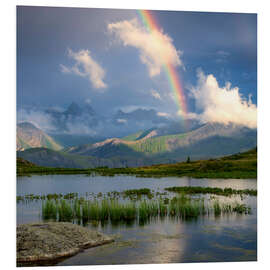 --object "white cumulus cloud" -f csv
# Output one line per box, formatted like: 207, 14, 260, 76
117, 118, 127, 124
60, 49, 107, 89
150, 89, 161, 100
188, 70, 257, 128
157, 112, 170, 118
17, 109, 55, 132
108, 18, 183, 77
